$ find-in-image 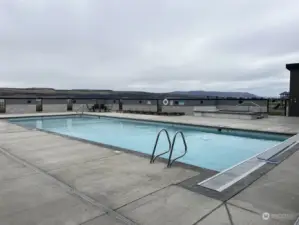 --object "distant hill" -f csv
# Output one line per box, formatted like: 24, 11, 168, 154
0, 88, 260, 99
170, 91, 258, 98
